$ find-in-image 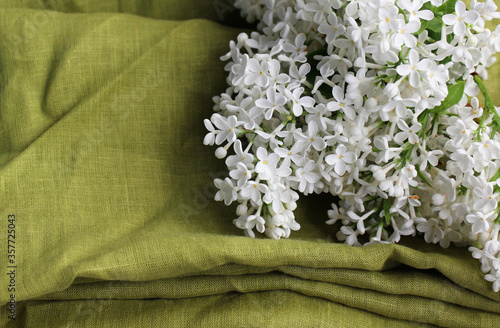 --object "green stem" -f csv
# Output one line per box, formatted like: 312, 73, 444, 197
490, 167, 500, 183
474, 74, 500, 141
490, 166, 500, 194
398, 110, 430, 168
419, 110, 430, 141
383, 198, 392, 225
494, 208, 500, 225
